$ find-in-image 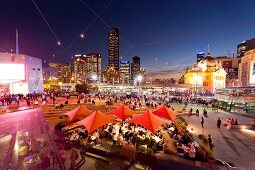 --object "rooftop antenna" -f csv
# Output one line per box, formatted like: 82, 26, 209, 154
16, 29, 19, 54
207, 44, 210, 53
